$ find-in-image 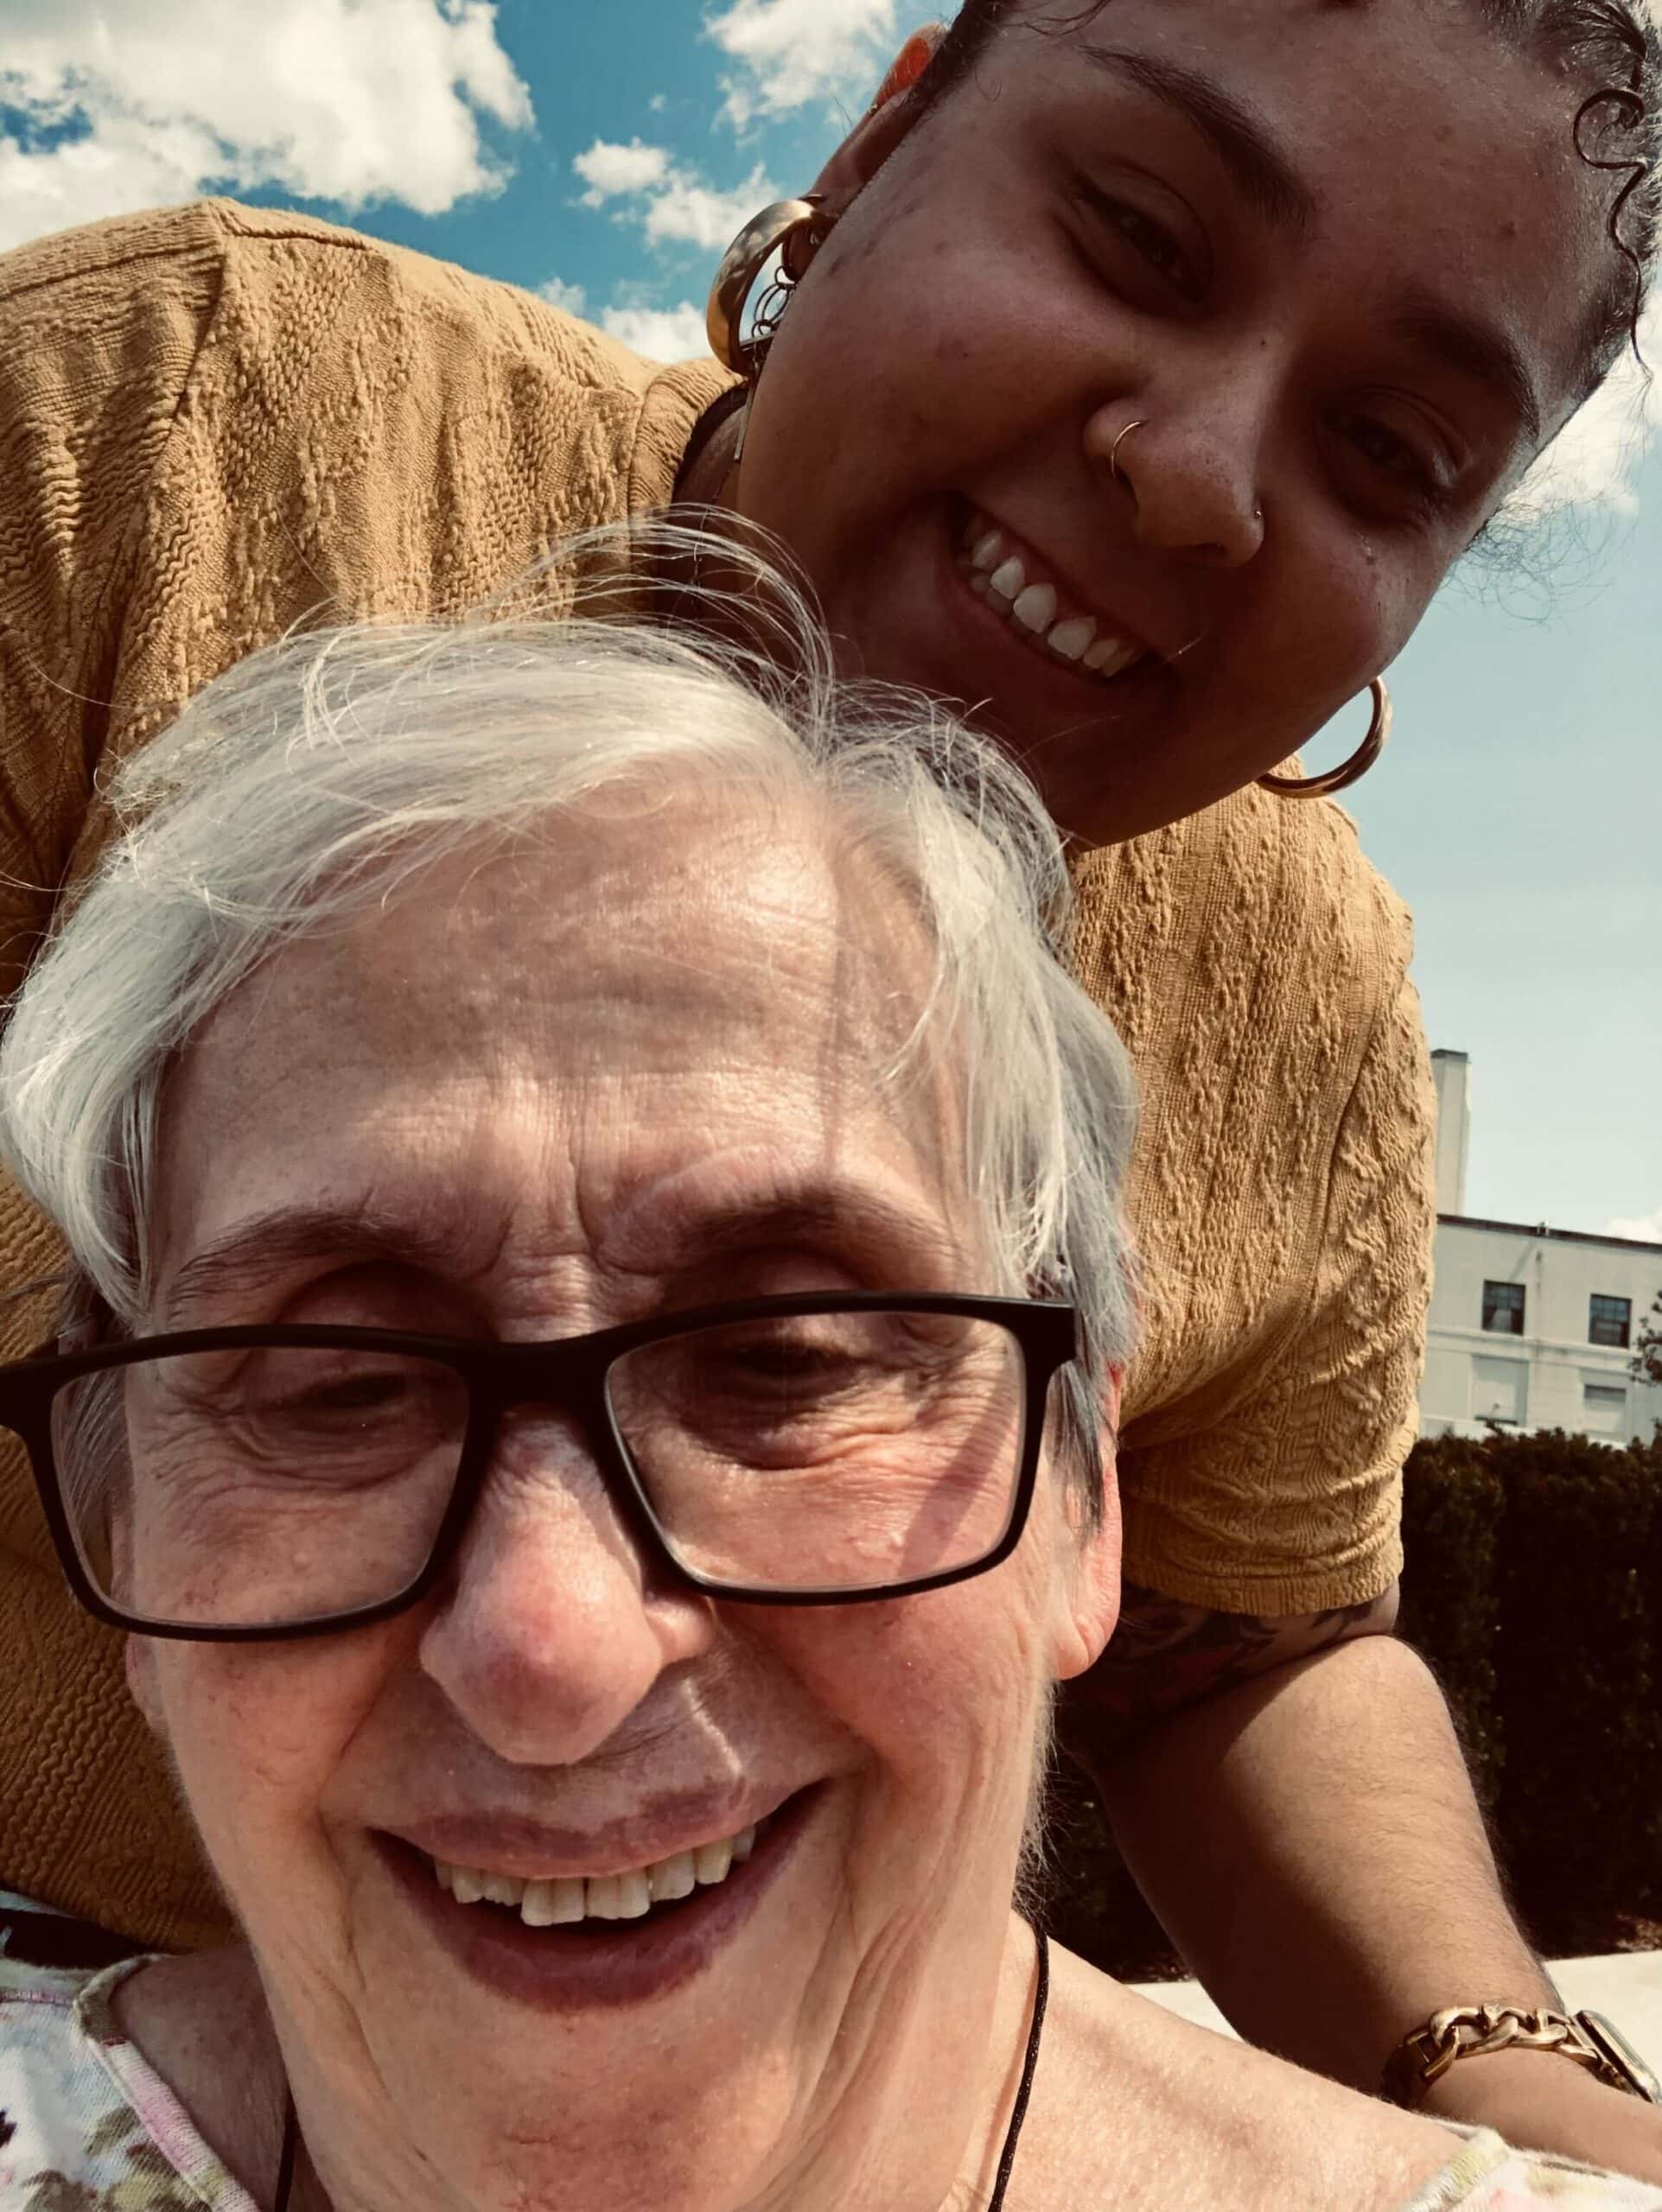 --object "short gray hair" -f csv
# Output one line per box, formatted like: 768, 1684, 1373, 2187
0, 522, 1136, 1499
